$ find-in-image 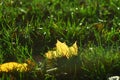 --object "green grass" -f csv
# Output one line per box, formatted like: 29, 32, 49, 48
0, 0, 120, 80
